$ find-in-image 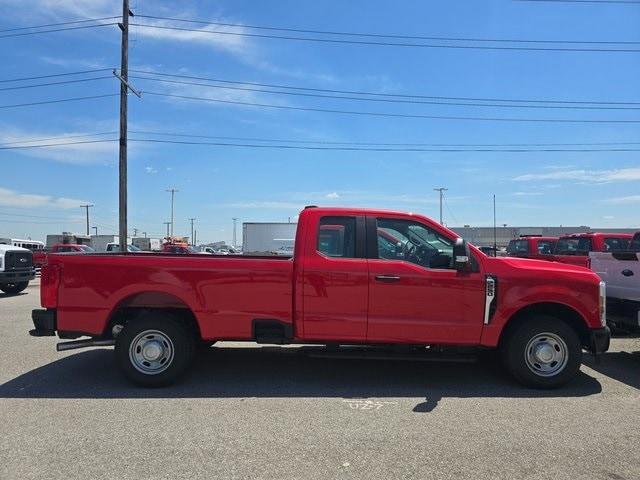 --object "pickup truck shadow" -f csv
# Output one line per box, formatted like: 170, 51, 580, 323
0, 292, 27, 299
582, 351, 640, 390
0, 346, 604, 411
